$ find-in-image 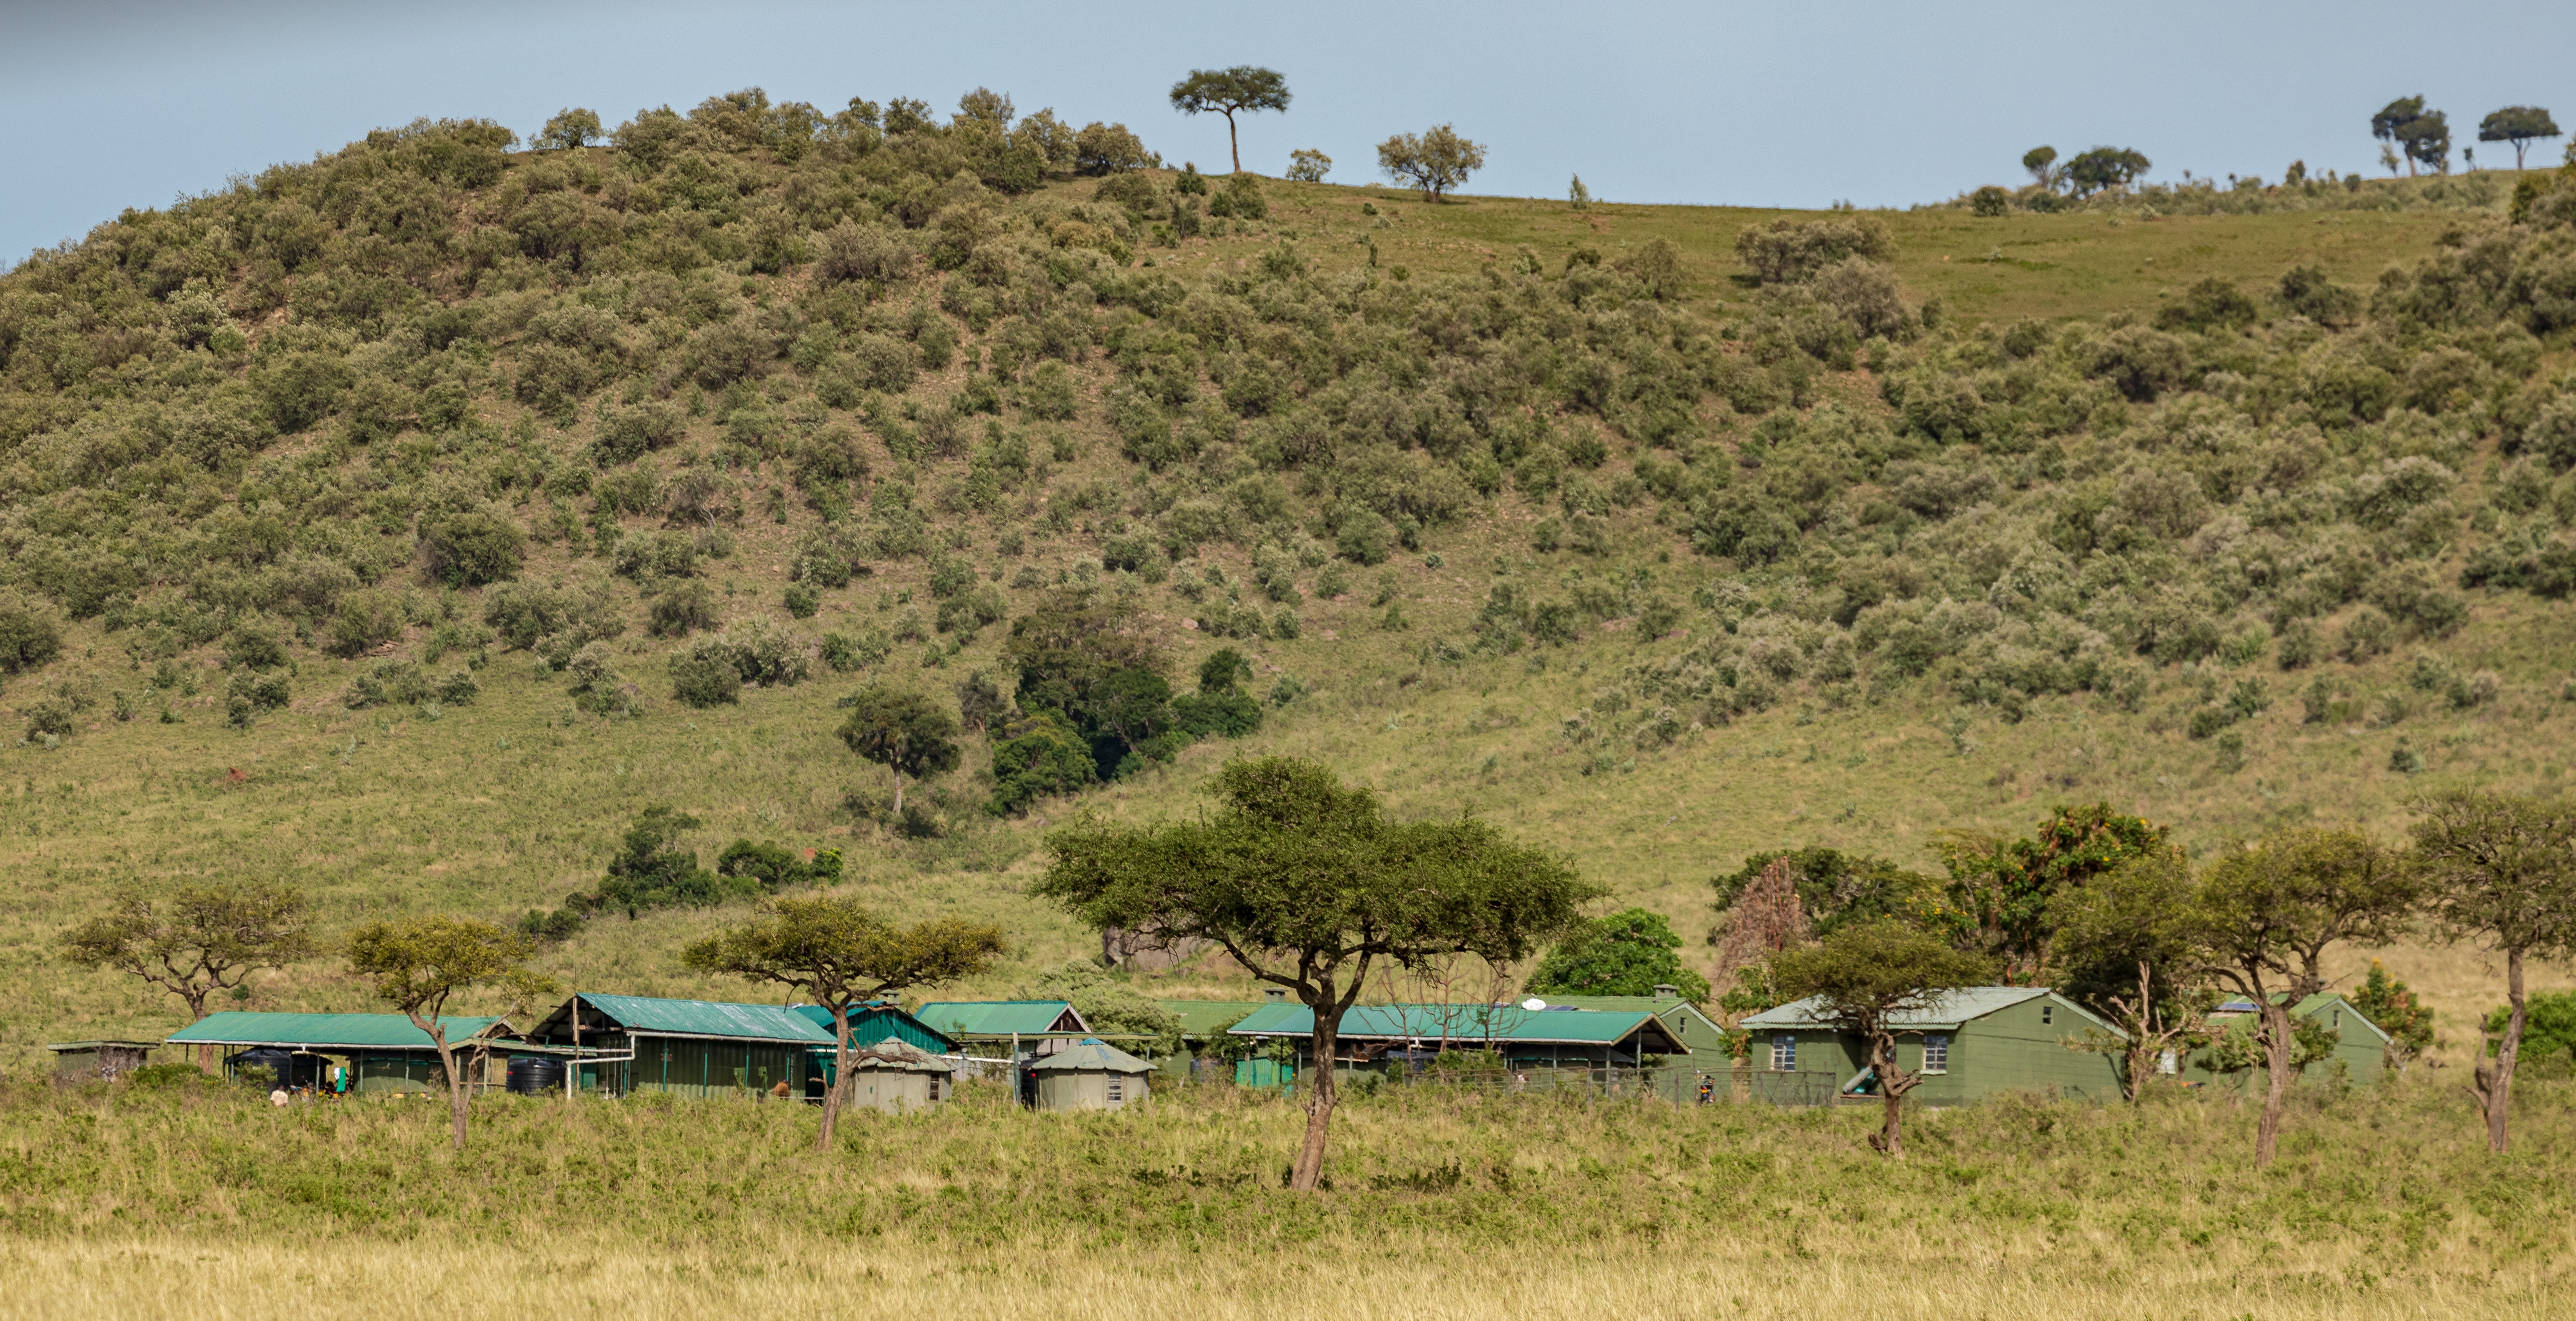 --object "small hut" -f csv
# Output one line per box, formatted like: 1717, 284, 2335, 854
1028, 1038, 1154, 1111
840, 1041, 955, 1112
46, 1041, 157, 1086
